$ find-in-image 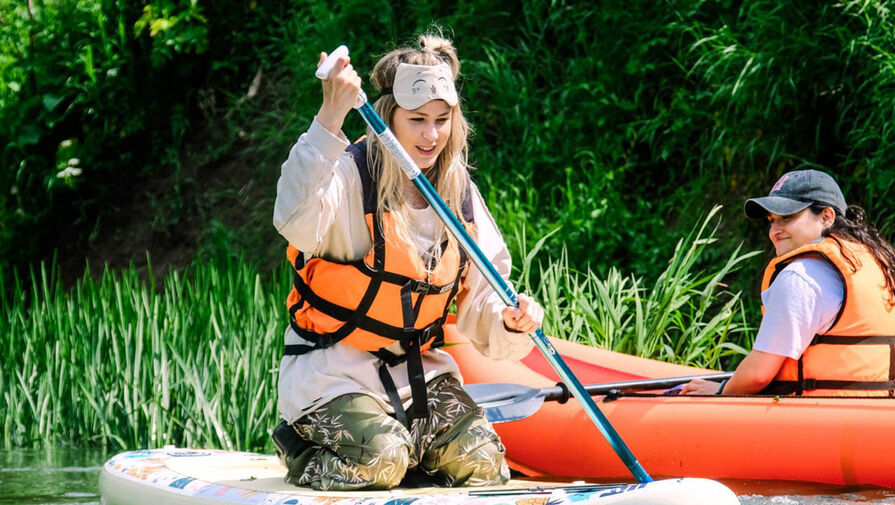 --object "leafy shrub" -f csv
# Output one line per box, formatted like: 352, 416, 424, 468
513, 206, 759, 370
0, 0, 285, 273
